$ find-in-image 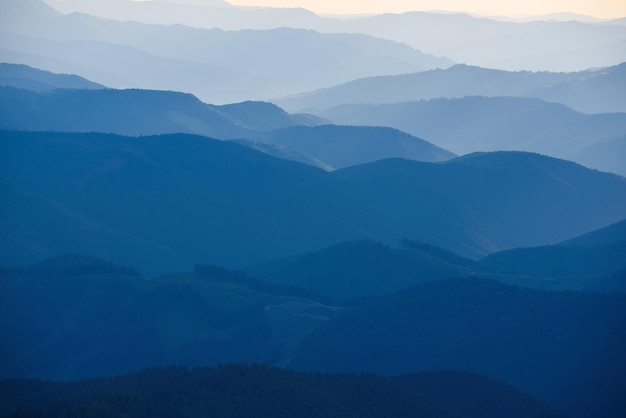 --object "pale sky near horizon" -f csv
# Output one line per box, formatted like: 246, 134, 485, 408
226, 0, 626, 19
